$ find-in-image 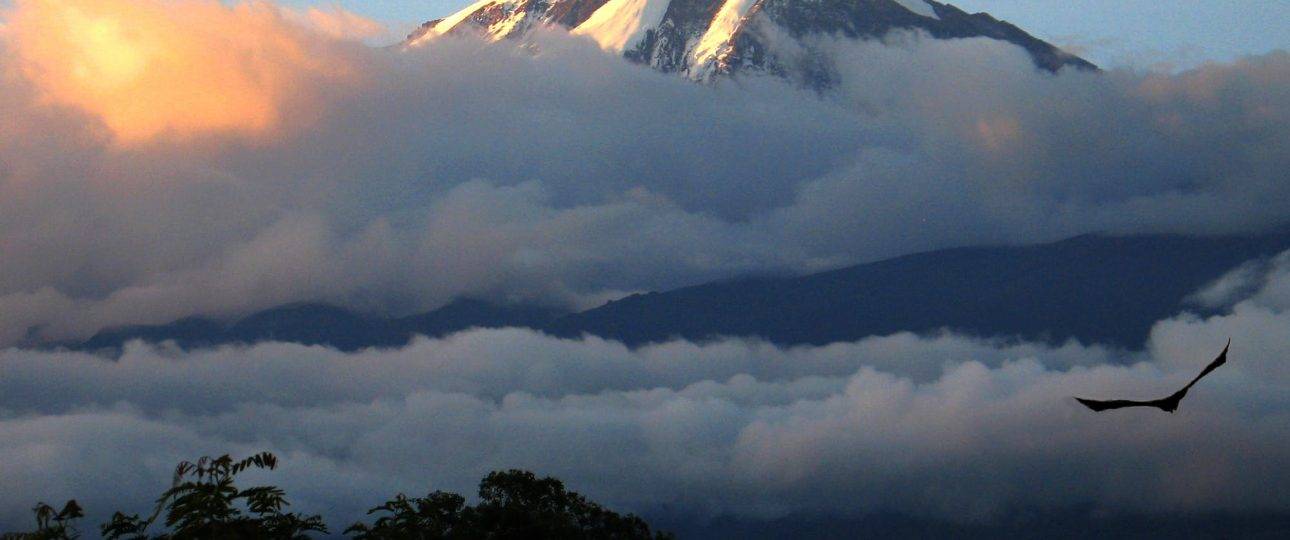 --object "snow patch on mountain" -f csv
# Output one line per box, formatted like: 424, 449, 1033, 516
893, 0, 939, 20
572, 0, 671, 52
688, 0, 757, 78
490, 8, 530, 38
408, 0, 496, 46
